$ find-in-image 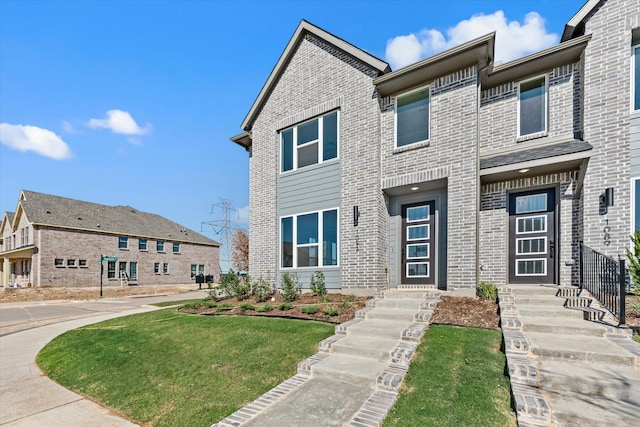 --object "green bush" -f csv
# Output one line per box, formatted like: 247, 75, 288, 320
477, 282, 498, 300
278, 302, 293, 311
629, 302, 640, 316
183, 302, 202, 309
310, 271, 326, 296
280, 272, 299, 302
216, 303, 233, 312
204, 301, 217, 309
251, 277, 274, 302
347, 294, 356, 303
218, 270, 239, 299
256, 303, 273, 312
626, 232, 640, 294
301, 305, 317, 314
203, 290, 217, 302
323, 307, 339, 316
340, 300, 352, 309
239, 302, 255, 311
